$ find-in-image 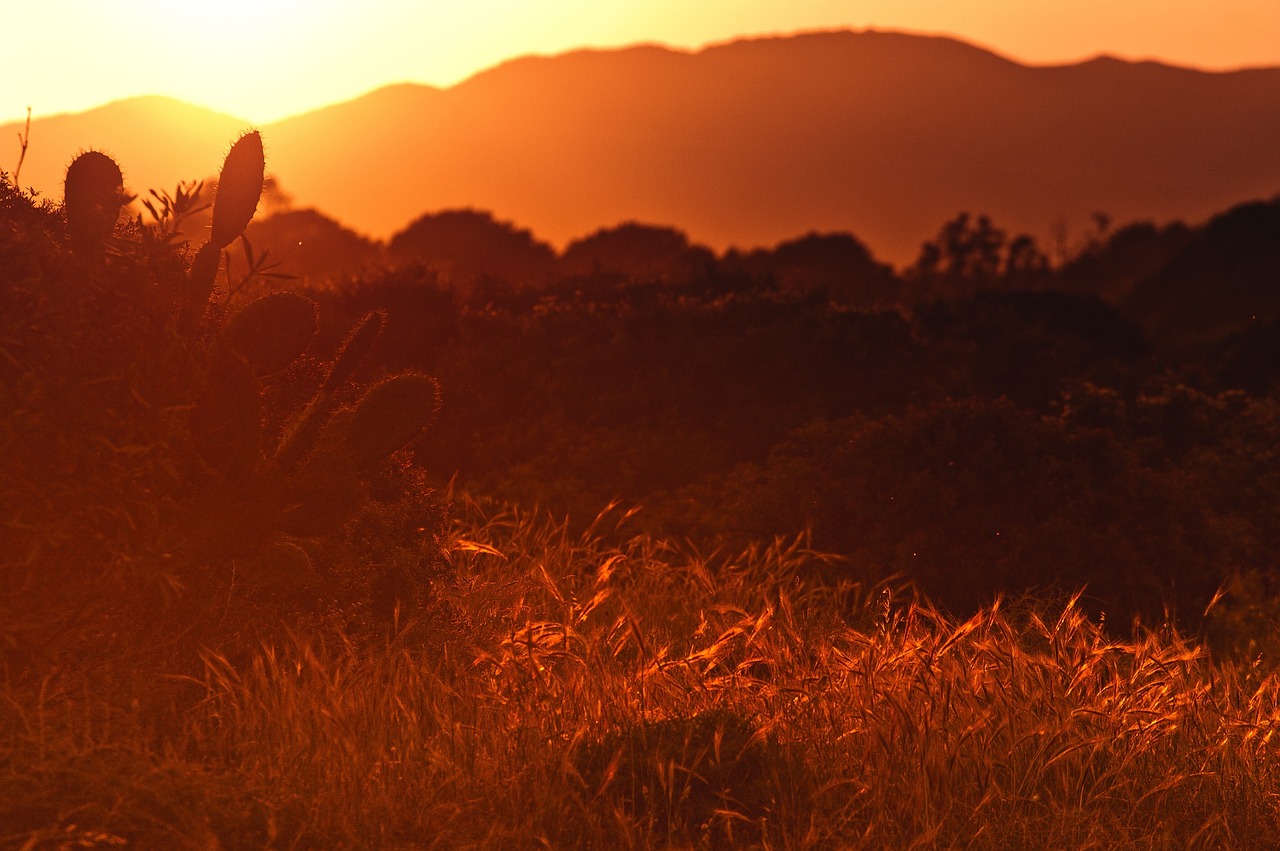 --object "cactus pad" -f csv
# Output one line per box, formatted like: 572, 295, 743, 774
181, 241, 223, 334
323, 310, 386, 392
210, 131, 265, 249
342, 373, 439, 468
64, 151, 123, 259
222, 292, 318, 376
